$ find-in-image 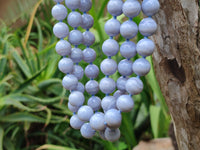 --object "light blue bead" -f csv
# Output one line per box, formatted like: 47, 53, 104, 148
105, 109, 122, 128
102, 39, 119, 57
113, 90, 125, 99
53, 22, 69, 38
87, 96, 101, 111
65, 0, 80, 10
116, 95, 134, 112
100, 58, 117, 76
69, 30, 83, 45
118, 59, 133, 76
70, 48, 83, 63
117, 76, 128, 92
85, 80, 99, 95
120, 41, 137, 59
83, 31, 95, 46
58, 57, 73, 74
90, 112, 106, 131
101, 96, 116, 112
52, 4, 67, 21
54, 0, 63, 3
120, 20, 138, 39
105, 128, 120, 142
79, 0, 92, 12
136, 38, 155, 56
69, 91, 85, 106
81, 14, 94, 29
142, 0, 160, 17
132, 58, 151, 76
122, 0, 141, 18
75, 82, 85, 93
83, 48, 96, 63
72, 65, 84, 80
139, 18, 157, 36
85, 64, 99, 79
107, 0, 123, 16
67, 12, 82, 28
105, 18, 121, 36
125, 77, 143, 95
99, 77, 116, 94
56, 40, 71, 56
77, 105, 94, 121
62, 74, 78, 90
70, 115, 84, 129
68, 102, 79, 112
80, 123, 95, 138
